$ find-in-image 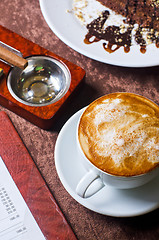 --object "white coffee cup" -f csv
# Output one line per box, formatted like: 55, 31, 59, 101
76, 93, 159, 198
